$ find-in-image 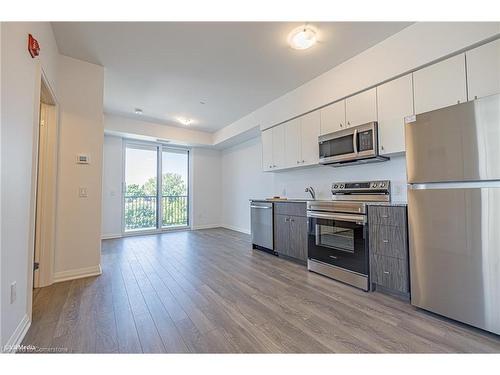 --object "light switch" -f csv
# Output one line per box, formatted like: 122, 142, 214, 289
79, 187, 88, 198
